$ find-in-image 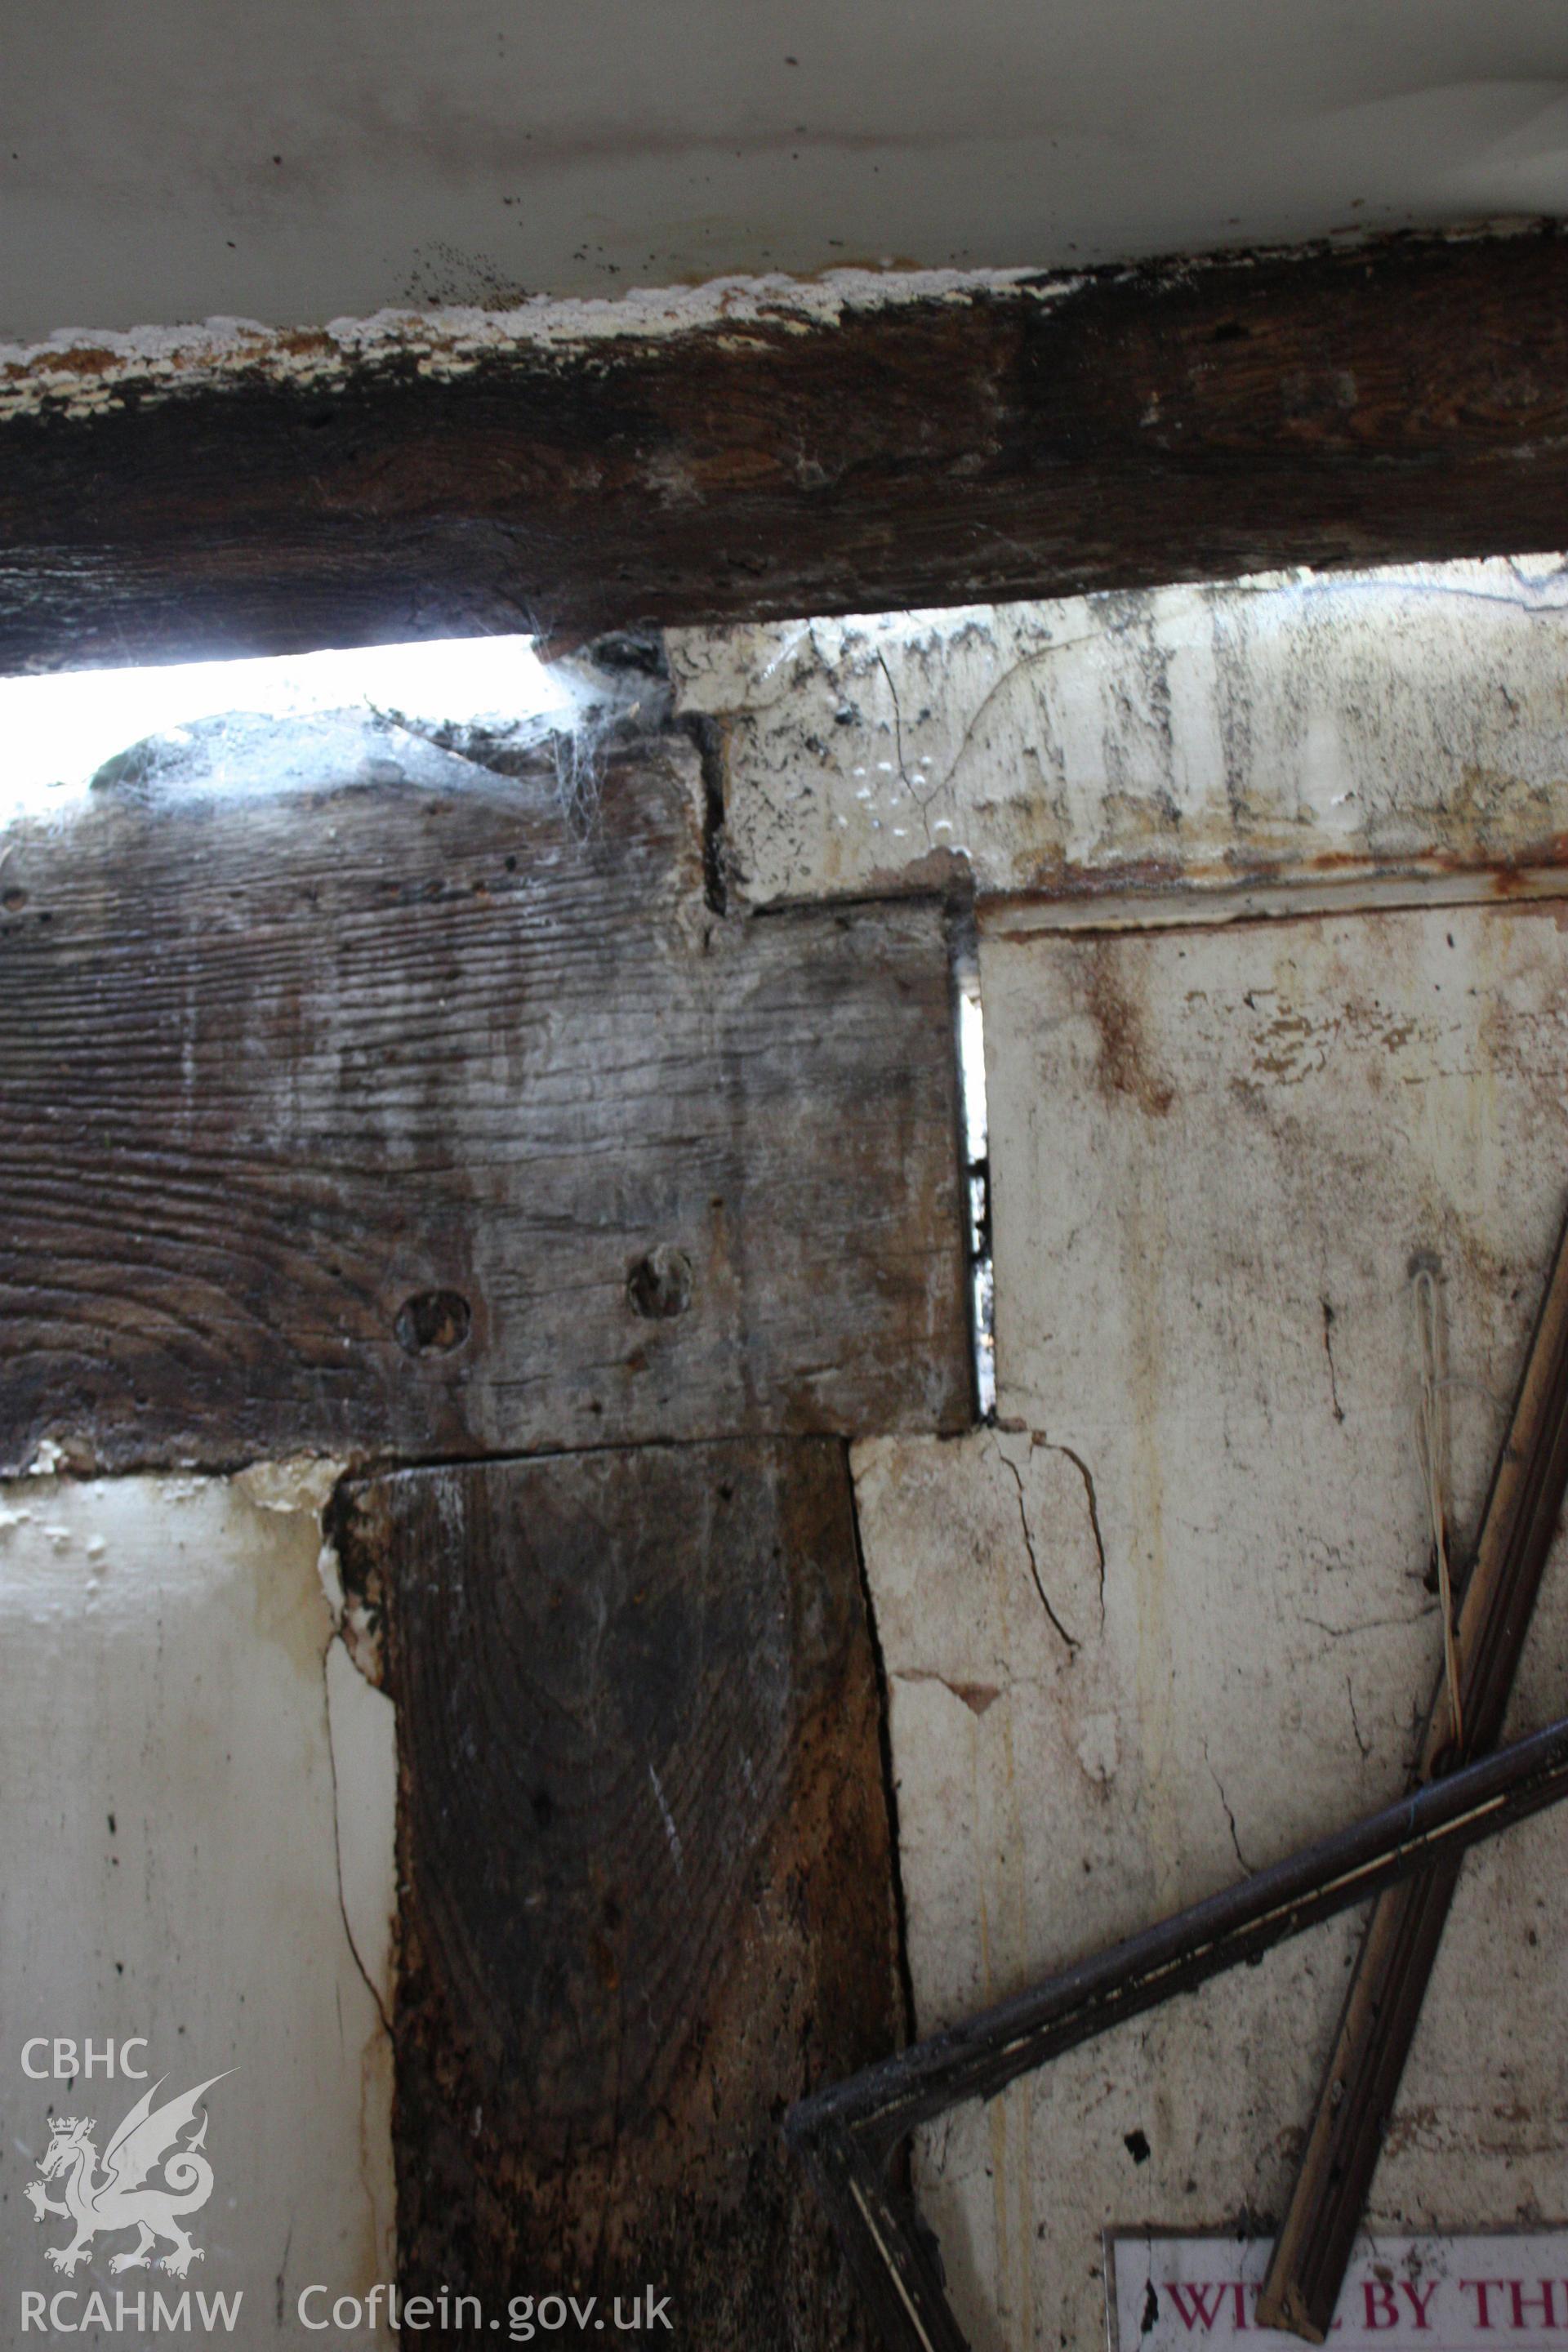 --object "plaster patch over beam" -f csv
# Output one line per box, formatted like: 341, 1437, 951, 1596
4, 228, 1568, 671
670, 557, 1568, 911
